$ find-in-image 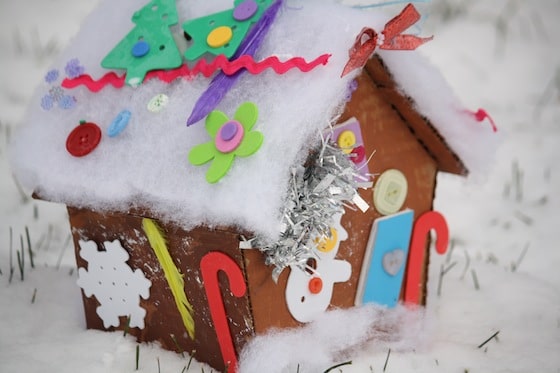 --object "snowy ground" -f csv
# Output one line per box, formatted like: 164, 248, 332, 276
1, 0, 559, 372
